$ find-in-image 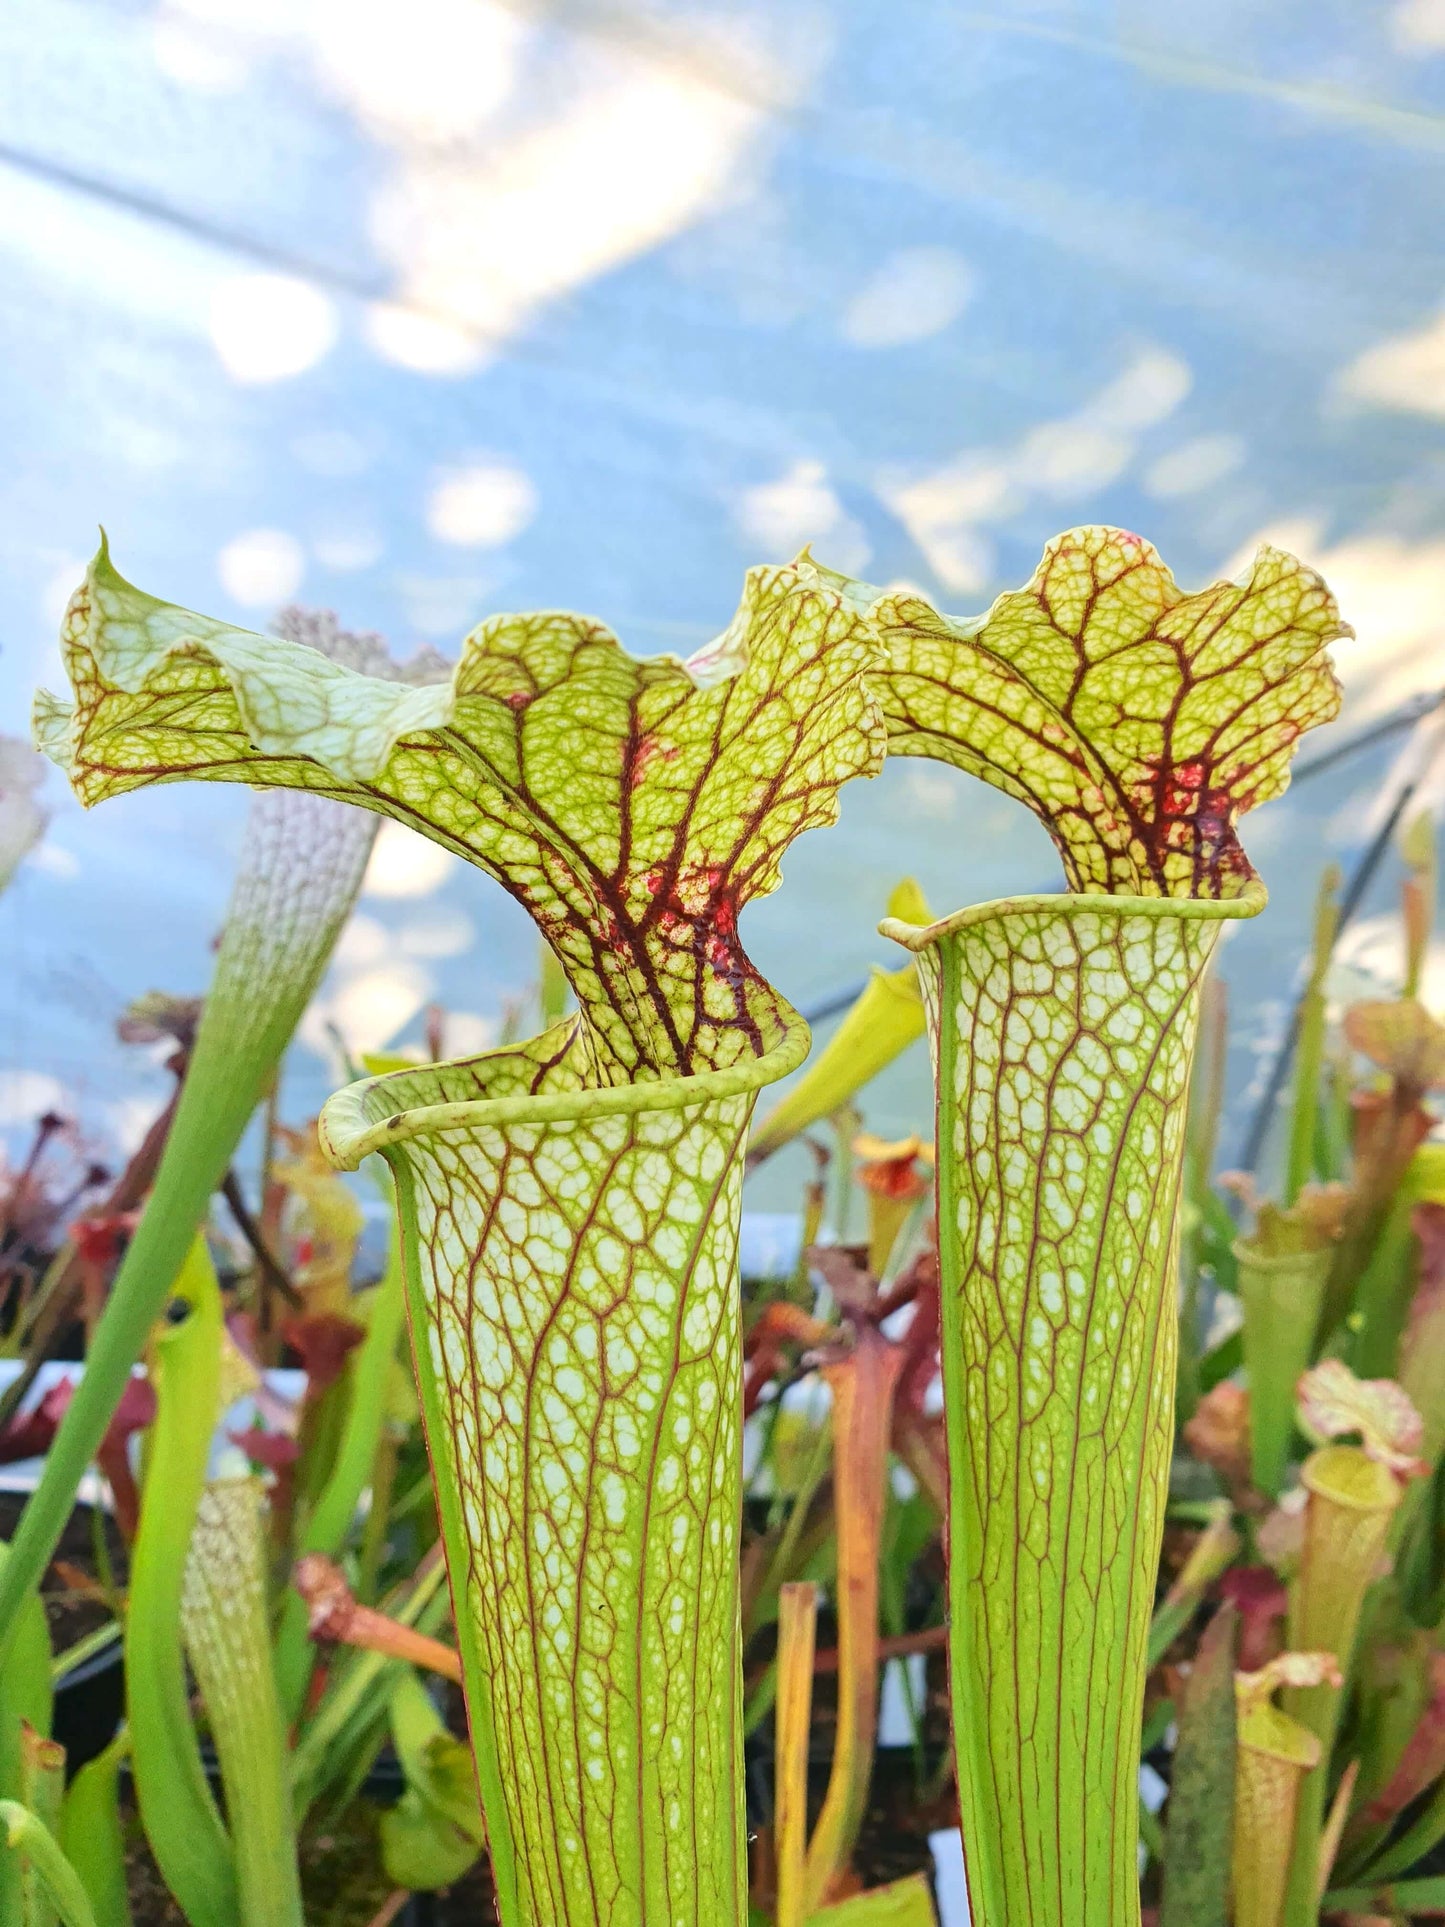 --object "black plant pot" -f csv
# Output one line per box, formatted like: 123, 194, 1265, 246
52, 1638, 125, 1779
